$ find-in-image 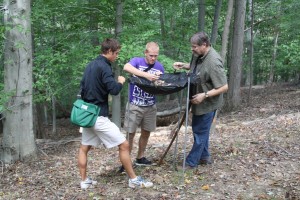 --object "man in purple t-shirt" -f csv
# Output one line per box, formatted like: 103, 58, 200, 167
121, 42, 164, 172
